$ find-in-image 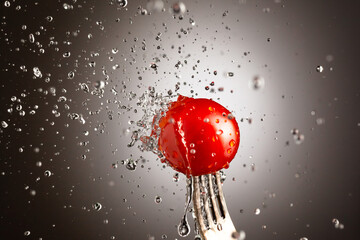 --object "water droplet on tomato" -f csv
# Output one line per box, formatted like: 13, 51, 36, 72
190, 149, 196, 154
216, 130, 223, 135
229, 139, 235, 147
